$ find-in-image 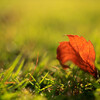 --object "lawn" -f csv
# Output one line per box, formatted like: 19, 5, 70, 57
0, 0, 100, 100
